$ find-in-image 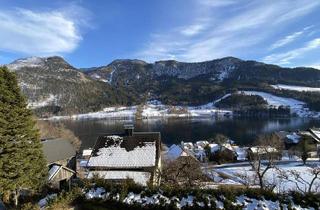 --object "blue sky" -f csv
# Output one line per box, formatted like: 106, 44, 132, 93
0, 0, 320, 69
